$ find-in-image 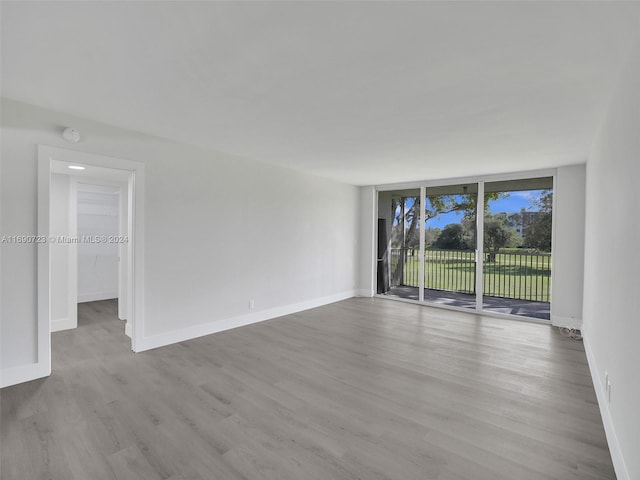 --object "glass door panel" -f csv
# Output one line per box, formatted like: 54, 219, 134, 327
423, 183, 477, 310
377, 189, 421, 300
482, 178, 553, 320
